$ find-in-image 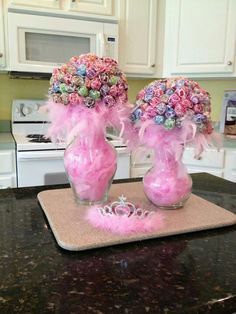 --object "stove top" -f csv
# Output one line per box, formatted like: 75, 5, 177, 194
13, 134, 66, 151
11, 99, 126, 151
27, 134, 52, 143
13, 133, 126, 151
